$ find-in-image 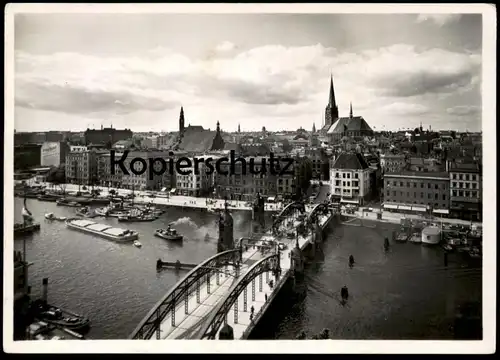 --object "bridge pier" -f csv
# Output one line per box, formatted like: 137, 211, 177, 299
219, 324, 234, 340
